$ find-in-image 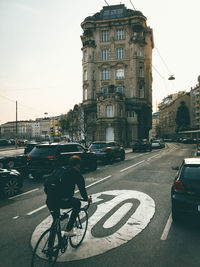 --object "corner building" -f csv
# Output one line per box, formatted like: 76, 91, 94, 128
81, 4, 154, 146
